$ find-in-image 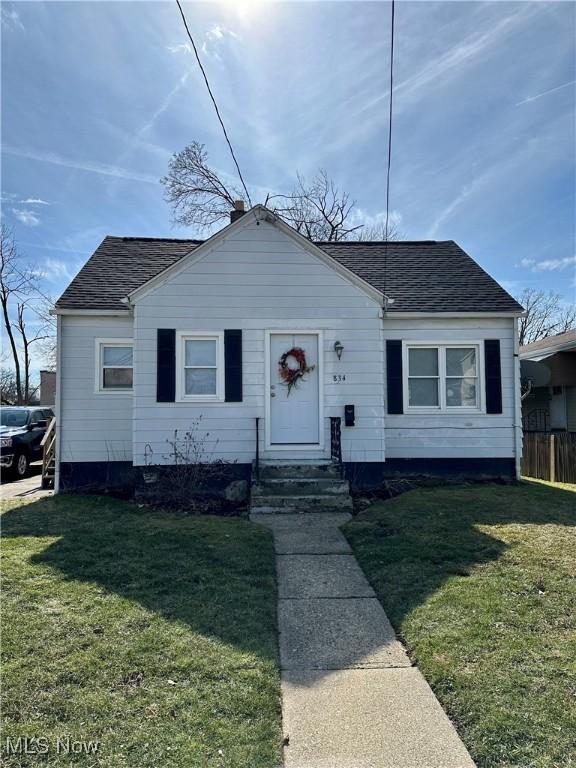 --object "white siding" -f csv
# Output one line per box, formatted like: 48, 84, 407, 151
133, 218, 385, 465
383, 317, 517, 458
59, 315, 133, 462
